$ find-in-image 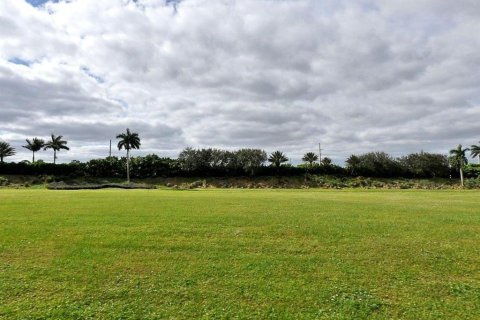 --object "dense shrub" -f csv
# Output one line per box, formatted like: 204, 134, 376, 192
350, 152, 405, 178
0, 176, 9, 186
464, 178, 480, 189
0, 161, 83, 176
346, 151, 450, 178
84, 155, 181, 178
178, 148, 268, 176
398, 152, 450, 178
0, 149, 460, 180
464, 164, 480, 179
